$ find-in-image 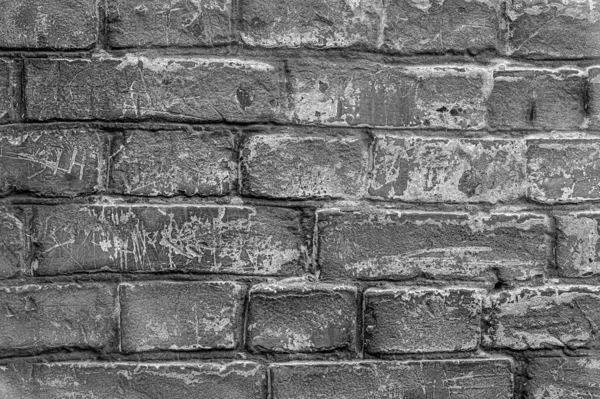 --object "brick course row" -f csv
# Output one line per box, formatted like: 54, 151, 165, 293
1, 0, 598, 59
